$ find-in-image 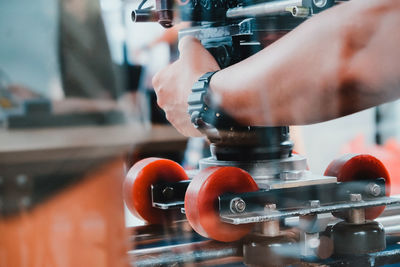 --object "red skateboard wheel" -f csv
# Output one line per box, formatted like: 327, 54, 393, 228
185, 167, 259, 242
324, 154, 391, 220
123, 158, 189, 224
